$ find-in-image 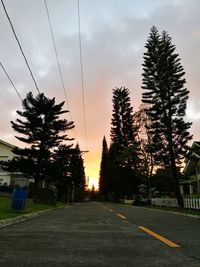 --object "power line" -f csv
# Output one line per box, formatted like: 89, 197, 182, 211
44, 0, 78, 142
1, 0, 40, 94
0, 62, 23, 101
77, 0, 88, 150
44, 0, 72, 118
